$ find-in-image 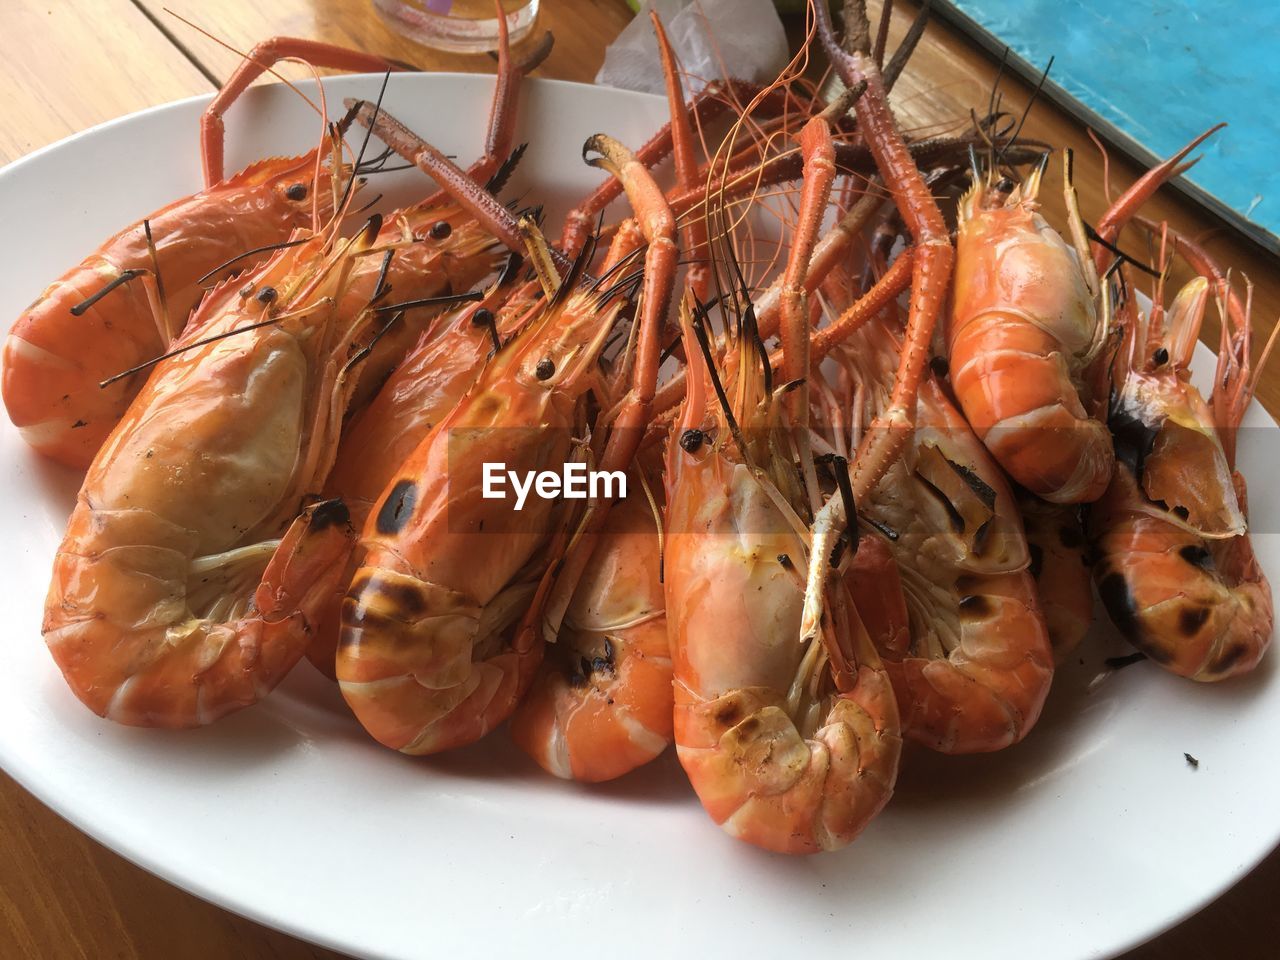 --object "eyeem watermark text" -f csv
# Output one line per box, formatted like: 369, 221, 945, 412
482, 462, 627, 511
